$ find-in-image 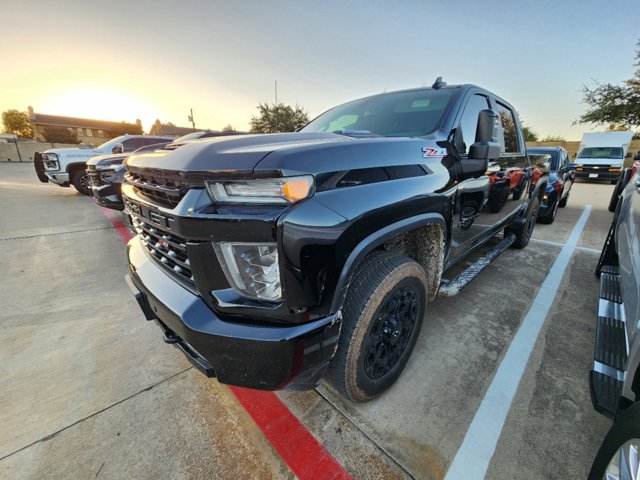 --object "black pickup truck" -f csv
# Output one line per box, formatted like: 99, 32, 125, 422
123, 81, 545, 401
